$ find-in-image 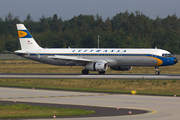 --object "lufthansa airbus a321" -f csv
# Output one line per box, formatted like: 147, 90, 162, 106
15, 24, 178, 75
